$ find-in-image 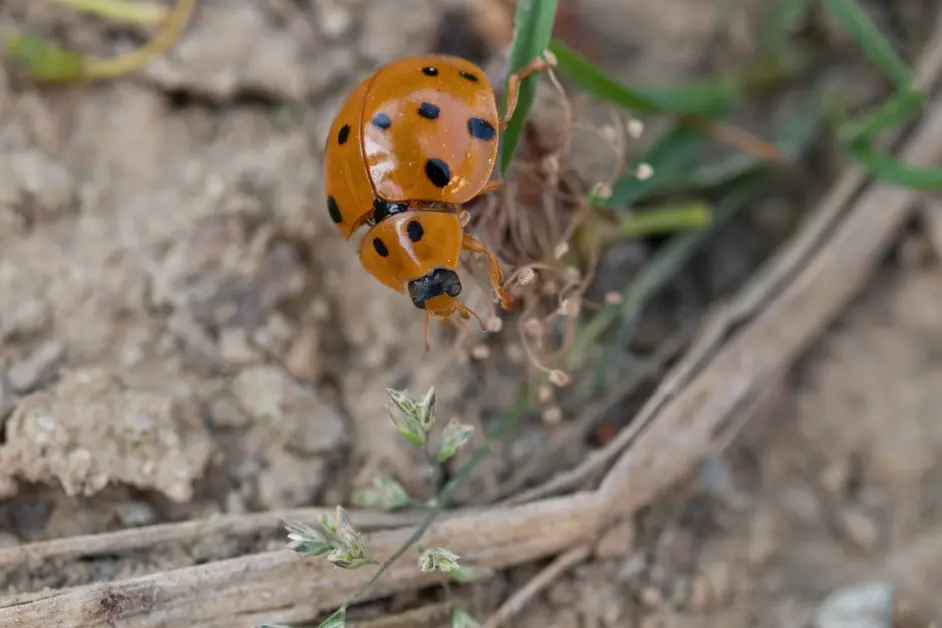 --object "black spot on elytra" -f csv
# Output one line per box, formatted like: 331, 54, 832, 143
327, 196, 342, 224
467, 117, 496, 140
373, 237, 389, 257
337, 124, 350, 145
372, 113, 392, 130
459, 70, 478, 82
407, 220, 424, 242
422, 66, 439, 76
418, 102, 440, 120
425, 159, 451, 188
